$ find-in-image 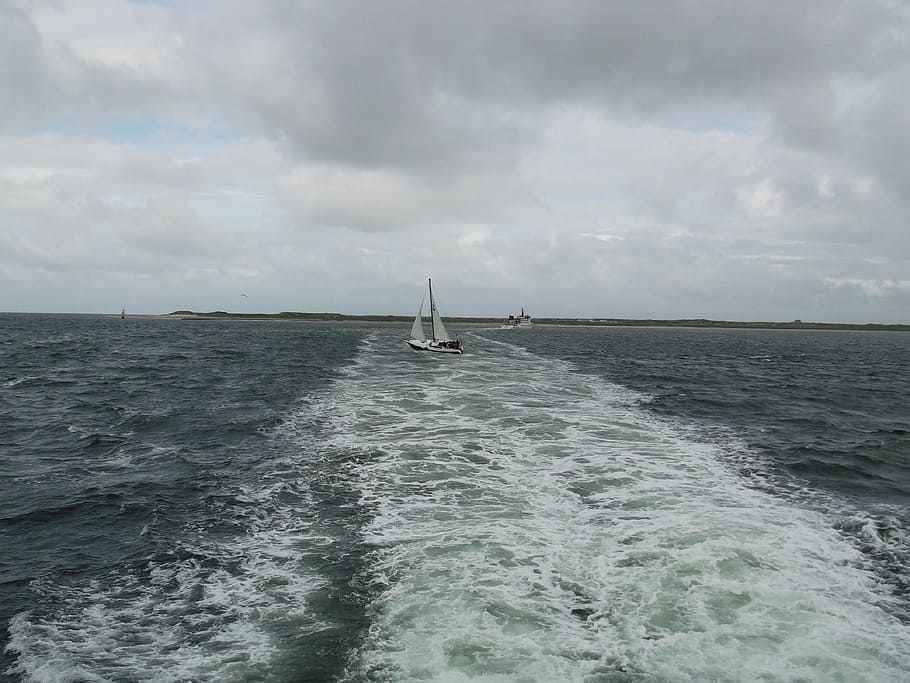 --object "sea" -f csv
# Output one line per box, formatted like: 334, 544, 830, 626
1, 313, 909, 682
